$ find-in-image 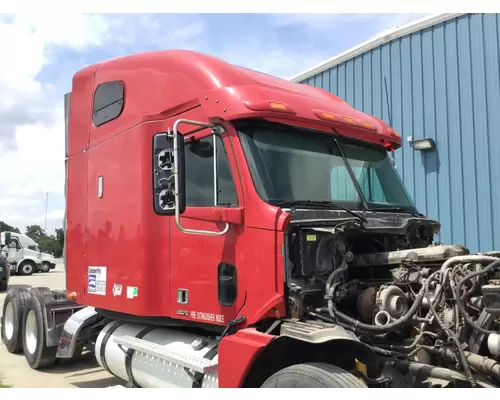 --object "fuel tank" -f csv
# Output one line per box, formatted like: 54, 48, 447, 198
95, 320, 219, 388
